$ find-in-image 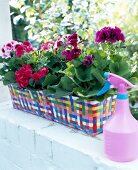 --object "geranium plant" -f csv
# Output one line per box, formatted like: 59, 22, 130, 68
0, 26, 137, 101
